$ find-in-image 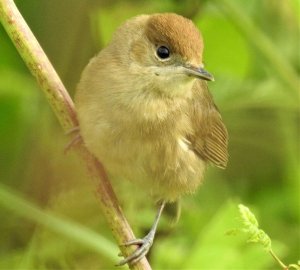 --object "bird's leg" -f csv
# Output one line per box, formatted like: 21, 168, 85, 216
117, 201, 166, 266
